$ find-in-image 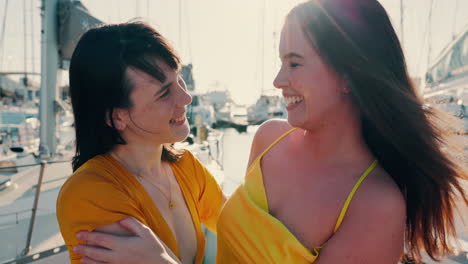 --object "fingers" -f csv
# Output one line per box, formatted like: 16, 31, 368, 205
77, 231, 118, 249
163, 247, 181, 264
74, 245, 112, 263
118, 217, 150, 237
79, 256, 107, 264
